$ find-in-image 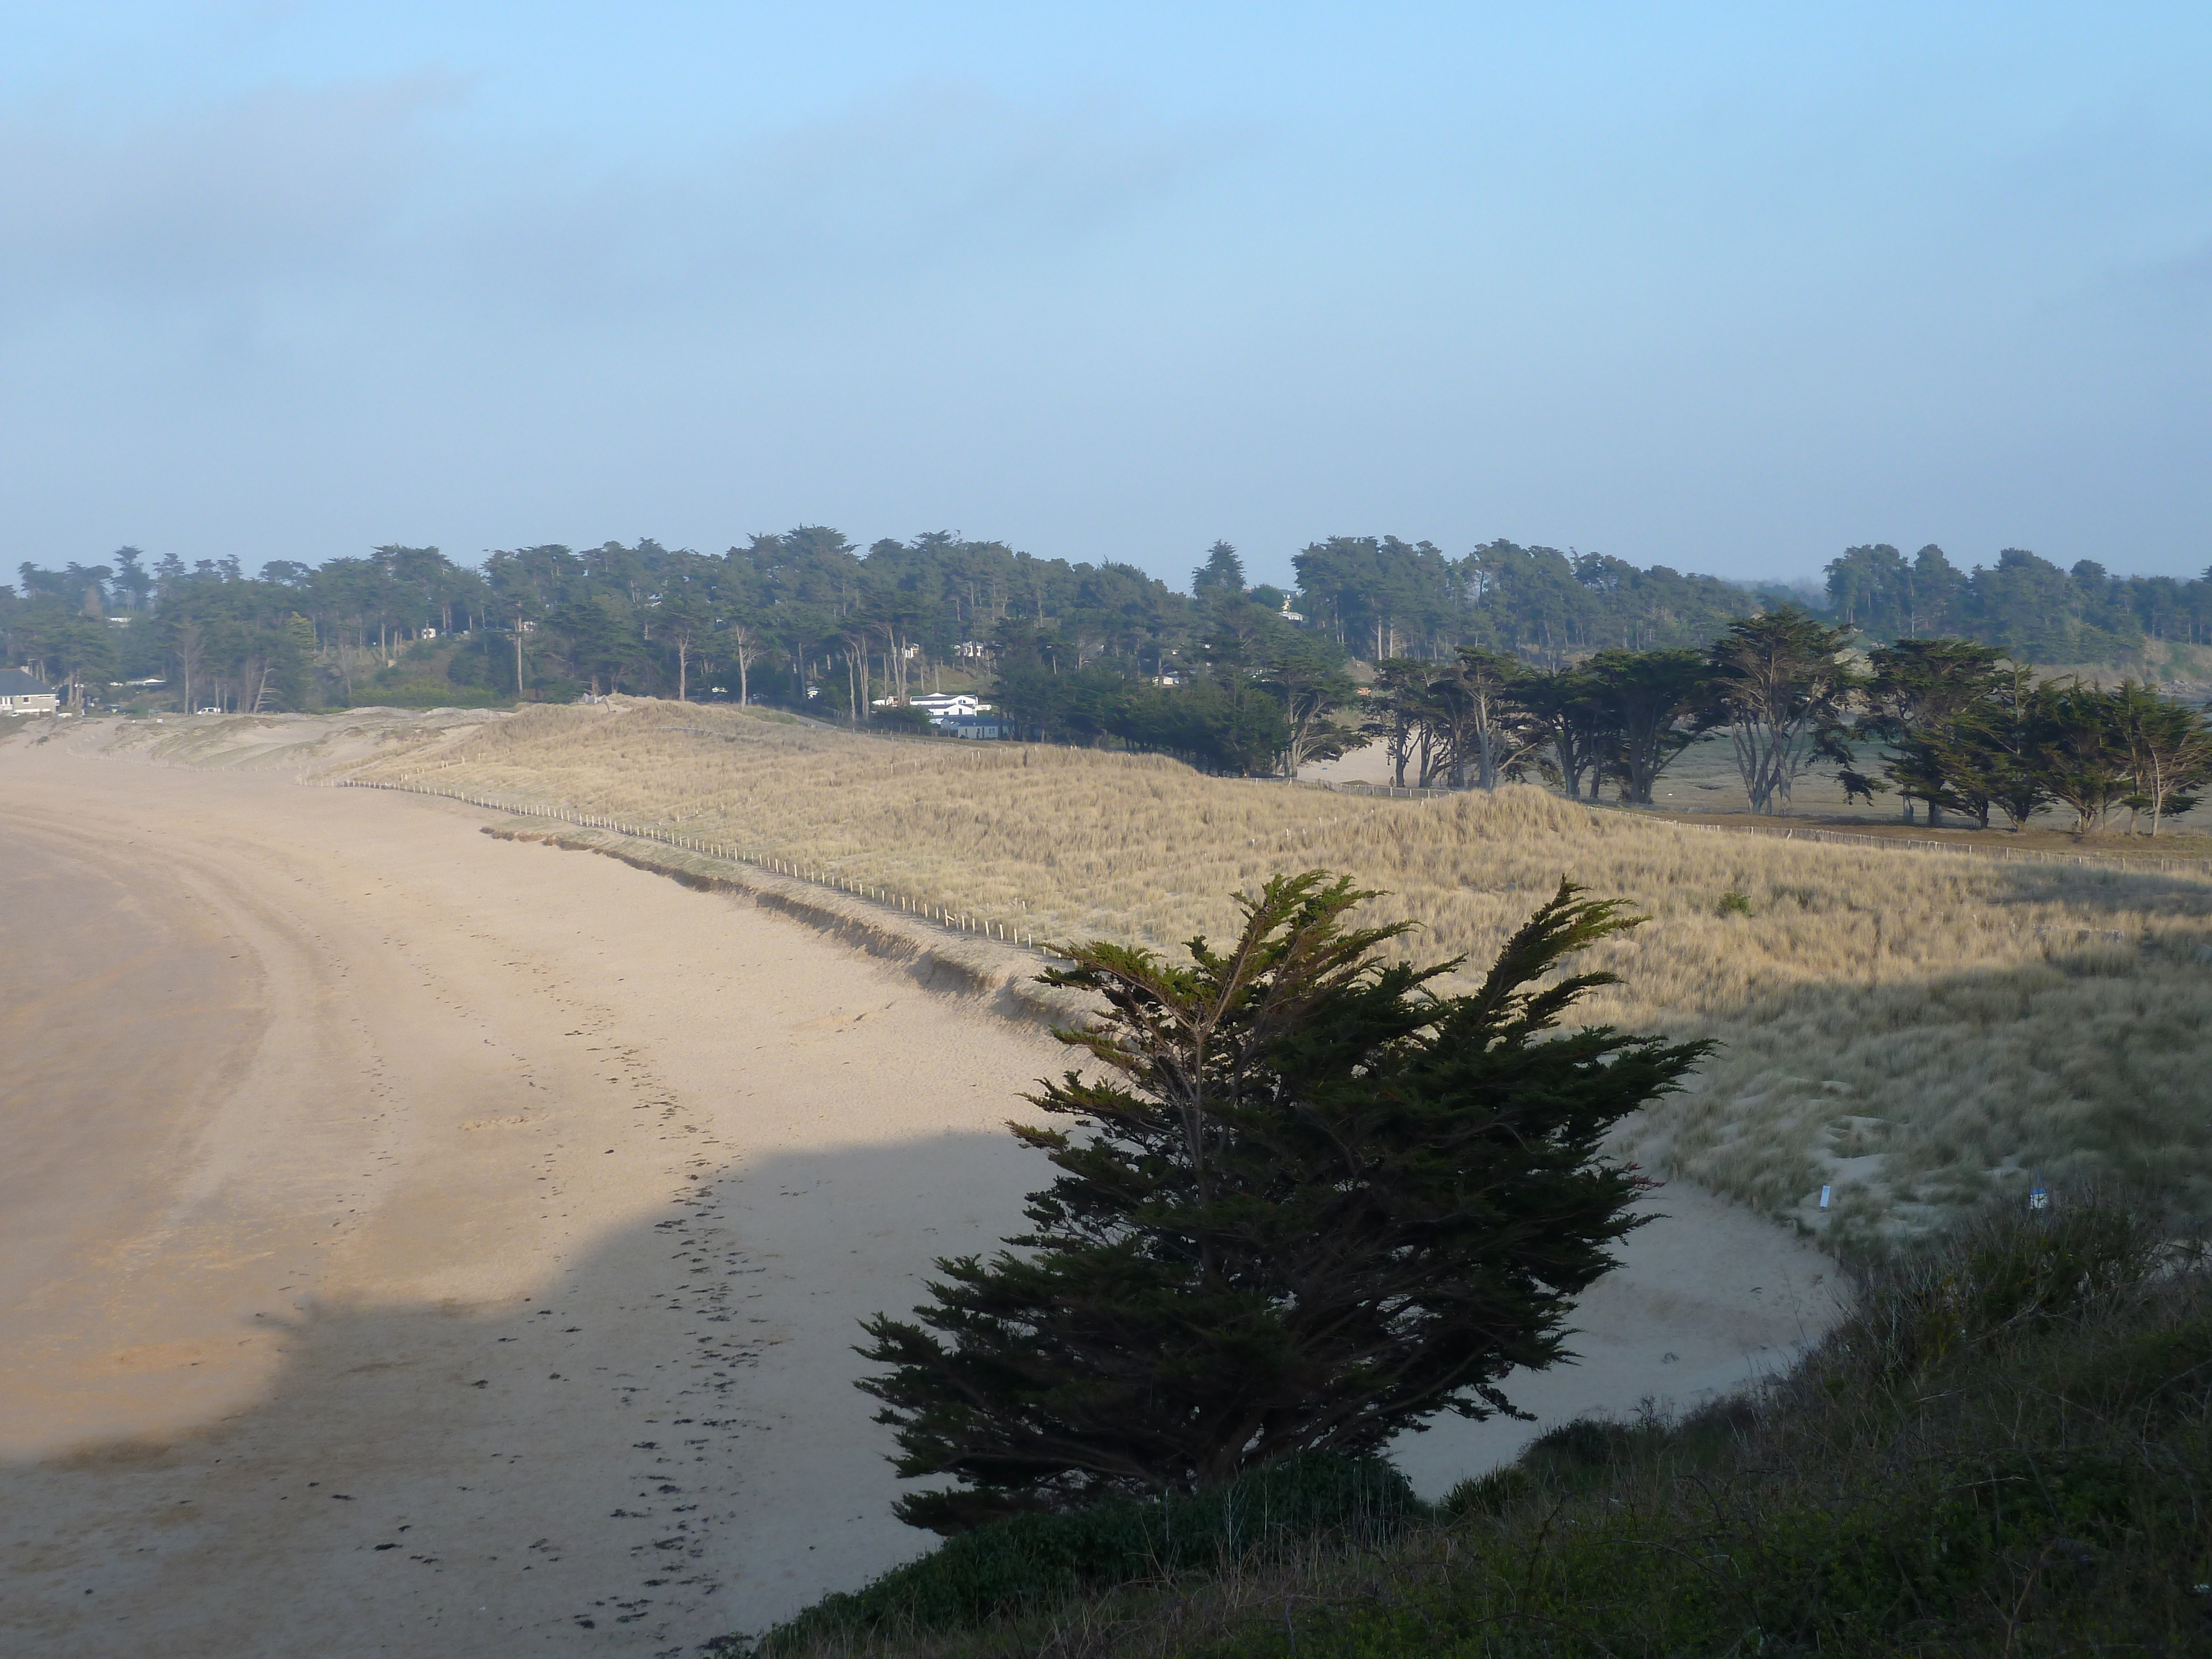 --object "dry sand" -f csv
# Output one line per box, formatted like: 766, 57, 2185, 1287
1, 726, 1834, 1656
